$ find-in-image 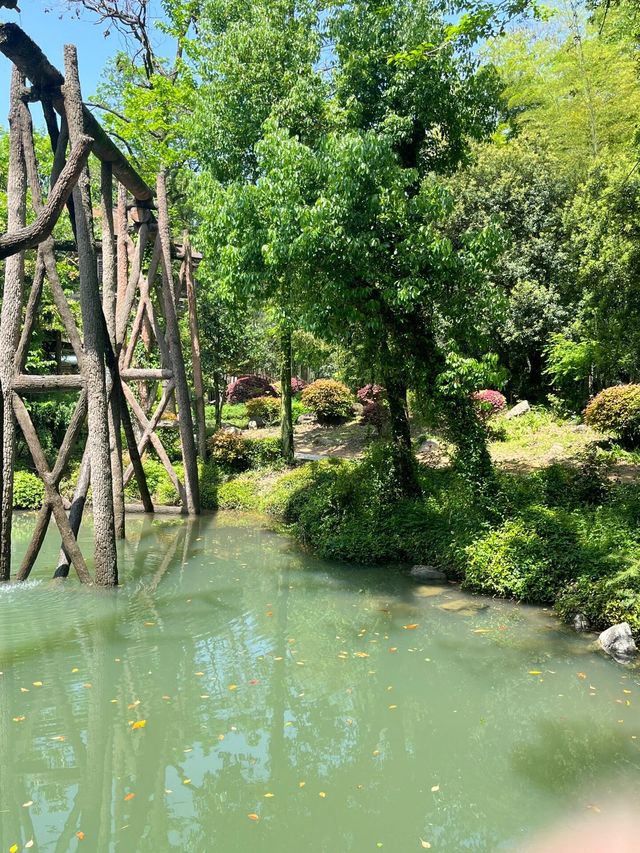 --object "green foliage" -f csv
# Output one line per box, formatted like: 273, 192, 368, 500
584, 385, 640, 446
245, 437, 283, 468
217, 472, 262, 511
301, 379, 353, 424
199, 459, 220, 510
218, 403, 249, 429
13, 471, 45, 510
246, 396, 280, 425
207, 430, 250, 472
